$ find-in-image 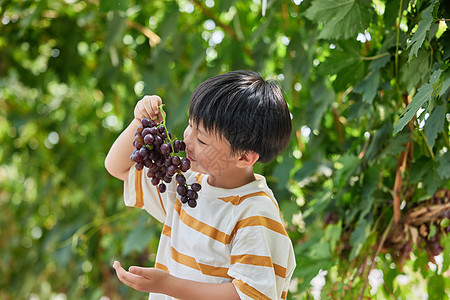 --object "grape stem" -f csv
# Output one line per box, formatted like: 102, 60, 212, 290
158, 104, 191, 189
158, 104, 175, 156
